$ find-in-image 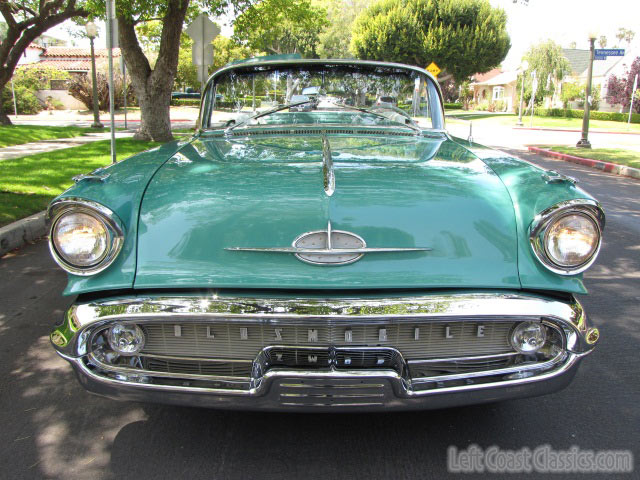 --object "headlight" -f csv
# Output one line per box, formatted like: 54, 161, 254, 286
52, 212, 109, 267
544, 213, 599, 267
530, 200, 604, 275
48, 199, 124, 275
